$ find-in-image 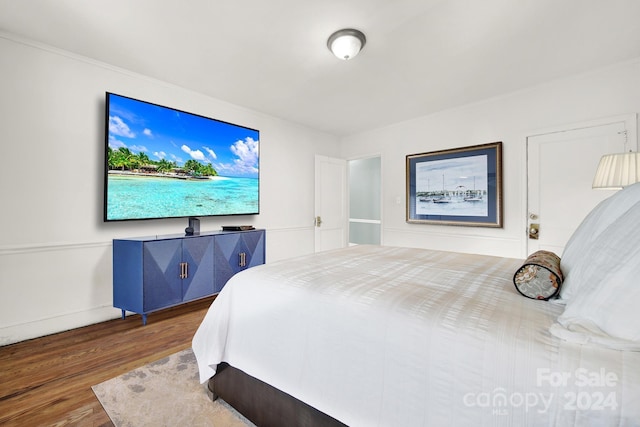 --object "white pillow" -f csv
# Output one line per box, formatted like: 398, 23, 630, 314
551, 201, 640, 350
559, 181, 640, 301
